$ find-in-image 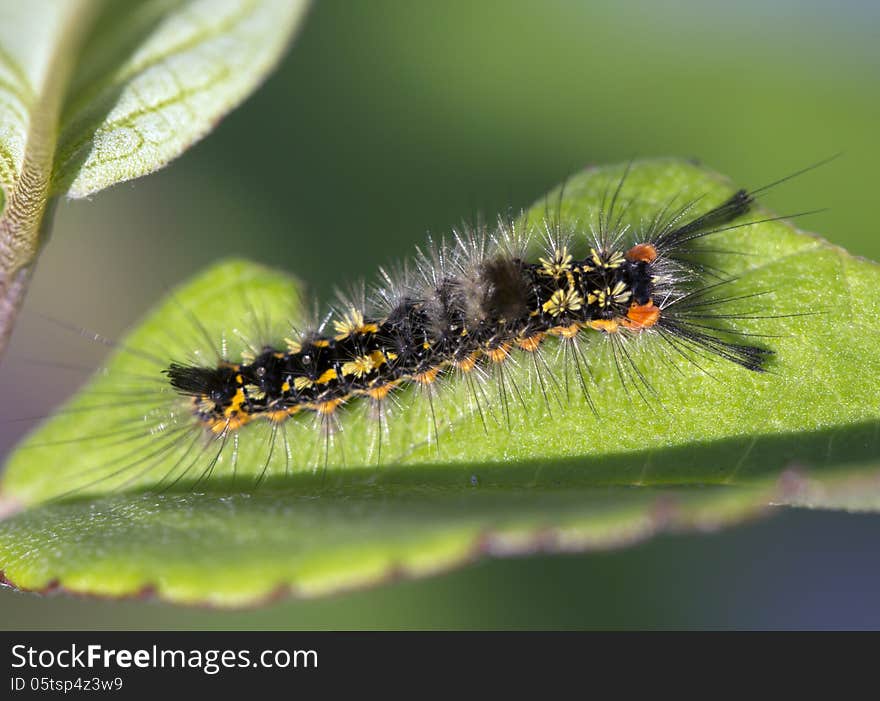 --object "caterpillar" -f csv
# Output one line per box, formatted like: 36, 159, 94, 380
2, 159, 825, 503
166, 183, 767, 436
